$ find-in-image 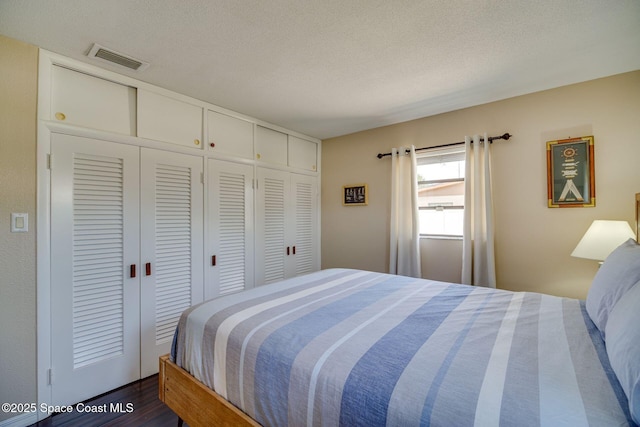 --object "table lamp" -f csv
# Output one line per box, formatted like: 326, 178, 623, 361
571, 220, 636, 263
